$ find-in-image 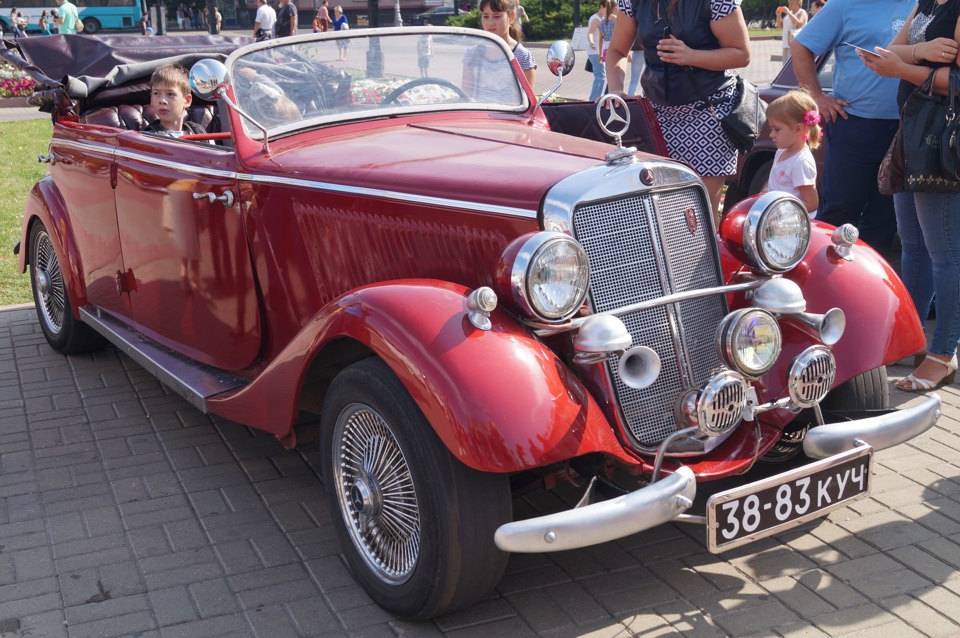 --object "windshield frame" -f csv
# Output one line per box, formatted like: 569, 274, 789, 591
223, 26, 532, 139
